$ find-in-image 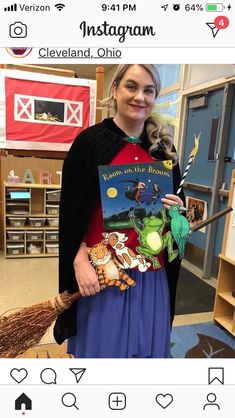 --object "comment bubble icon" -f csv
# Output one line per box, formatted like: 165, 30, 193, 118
40, 368, 57, 384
